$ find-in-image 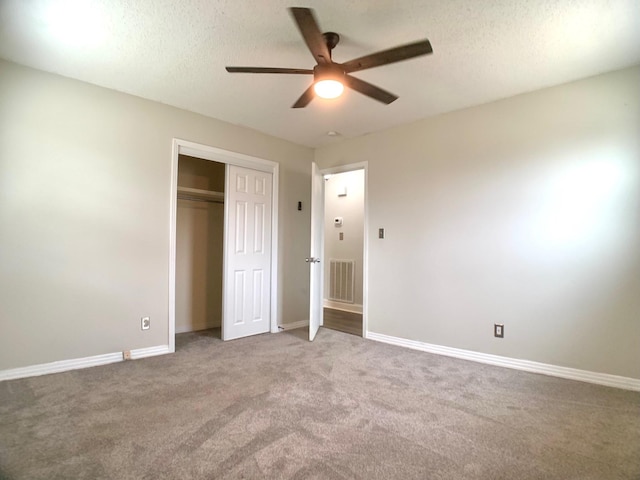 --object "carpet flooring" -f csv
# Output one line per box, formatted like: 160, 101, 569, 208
1, 327, 639, 479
